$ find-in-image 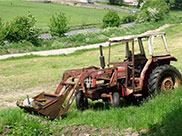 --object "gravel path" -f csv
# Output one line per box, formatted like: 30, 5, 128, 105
0, 42, 109, 60
0, 24, 173, 60
39, 22, 135, 39
65, 22, 135, 36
